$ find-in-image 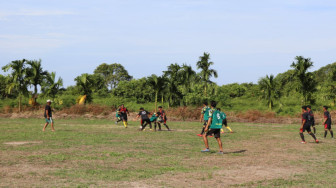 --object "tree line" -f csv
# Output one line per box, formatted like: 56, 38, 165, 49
1, 53, 335, 113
